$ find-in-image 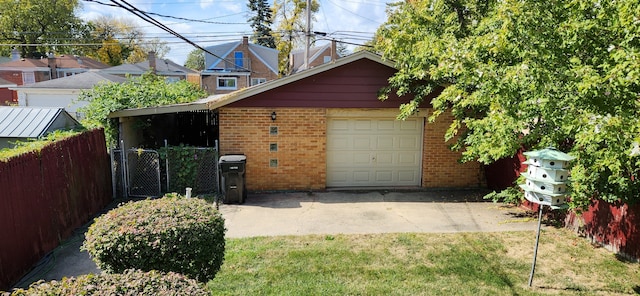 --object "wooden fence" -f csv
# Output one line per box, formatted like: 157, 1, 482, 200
0, 129, 112, 290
